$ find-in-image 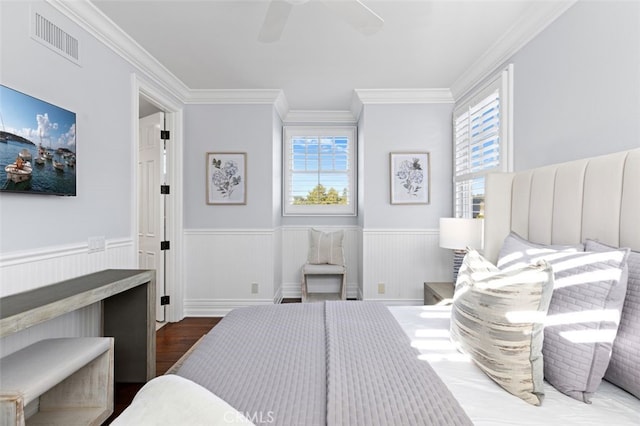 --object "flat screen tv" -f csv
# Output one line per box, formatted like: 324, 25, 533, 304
0, 84, 76, 196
